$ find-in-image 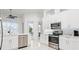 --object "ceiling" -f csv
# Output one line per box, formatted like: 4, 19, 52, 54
0, 9, 66, 19
0, 9, 67, 16
0, 9, 44, 17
